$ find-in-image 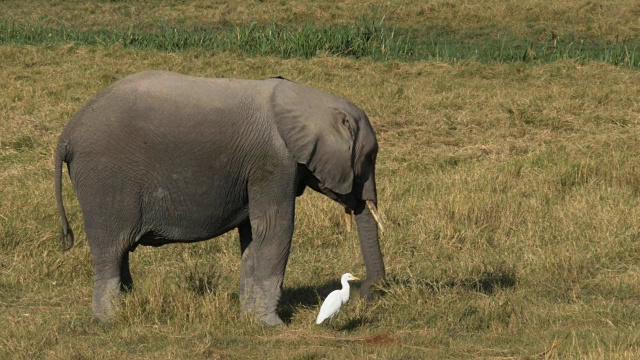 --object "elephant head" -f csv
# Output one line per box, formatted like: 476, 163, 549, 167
271, 79, 385, 297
